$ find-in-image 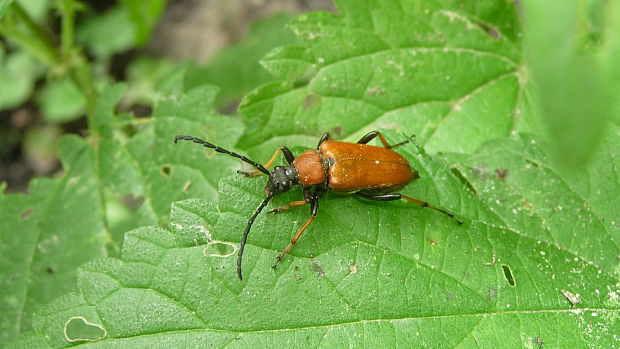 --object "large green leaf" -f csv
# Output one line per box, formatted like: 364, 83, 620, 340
522, 0, 620, 167
184, 13, 299, 109
7, 129, 618, 347
92, 77, 245, 229
4, 0, 619, 347
0, 137, 107, 344
239, 0, 538, 159
0, 79, 246, 343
